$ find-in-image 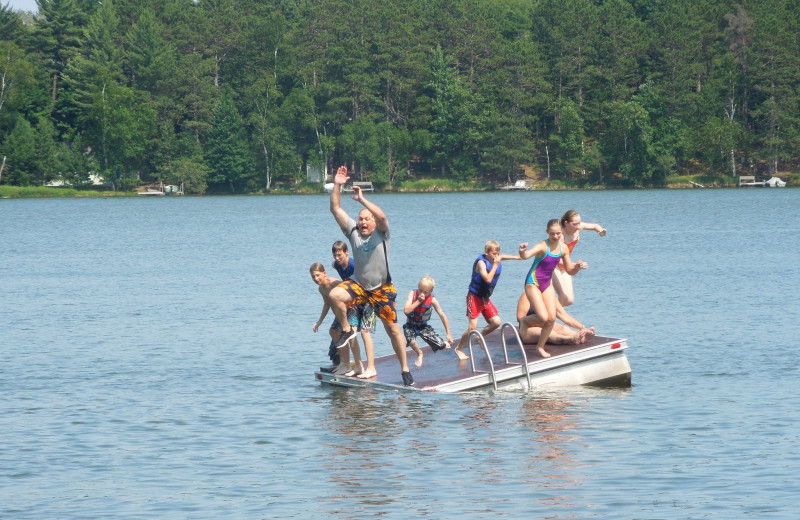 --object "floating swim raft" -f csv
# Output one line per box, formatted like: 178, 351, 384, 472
315, 323, 631, 393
